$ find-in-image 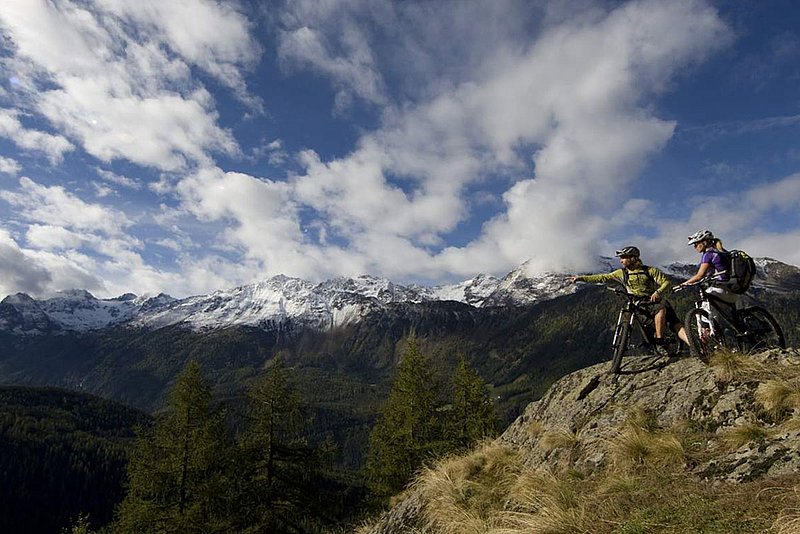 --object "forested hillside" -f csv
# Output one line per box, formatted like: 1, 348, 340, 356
0, 284, 797, 531
1, 286, 798, 473
0, 386, 150, 533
